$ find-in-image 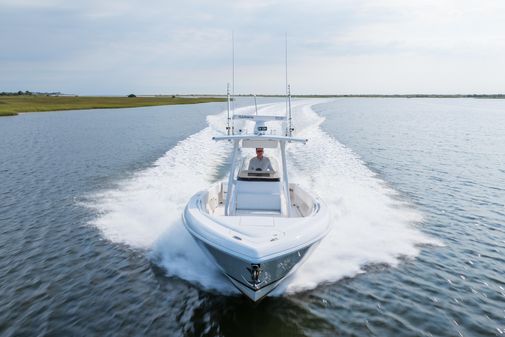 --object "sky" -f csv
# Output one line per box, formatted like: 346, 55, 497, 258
1, 0, 504, 95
